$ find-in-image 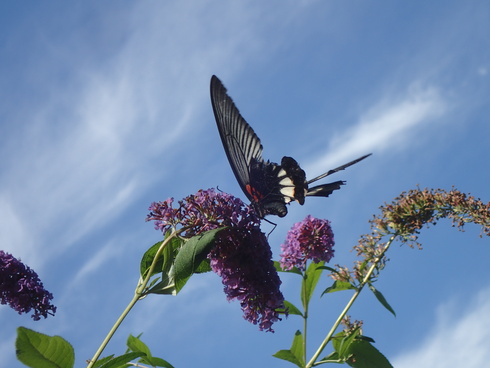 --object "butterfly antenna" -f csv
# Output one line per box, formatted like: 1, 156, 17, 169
307, 153, 372, 184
